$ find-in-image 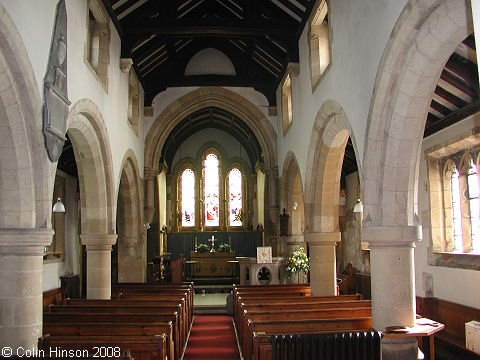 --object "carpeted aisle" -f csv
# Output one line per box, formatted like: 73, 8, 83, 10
183, 315, 241, 360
